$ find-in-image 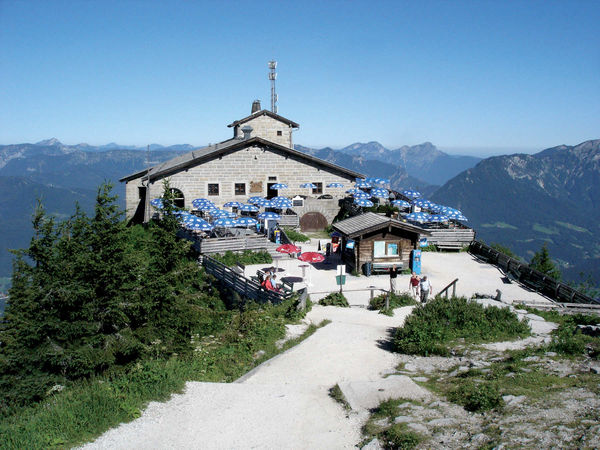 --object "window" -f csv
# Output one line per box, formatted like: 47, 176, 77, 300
169, 188, 185, 208
373, 241, 400, 258
268, 176, 277, 181
138, 186, 145, 200
277, 130, 282, 136
234, 183, 246, 196
208, 183, 219, 196
312, 182, 323, 195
